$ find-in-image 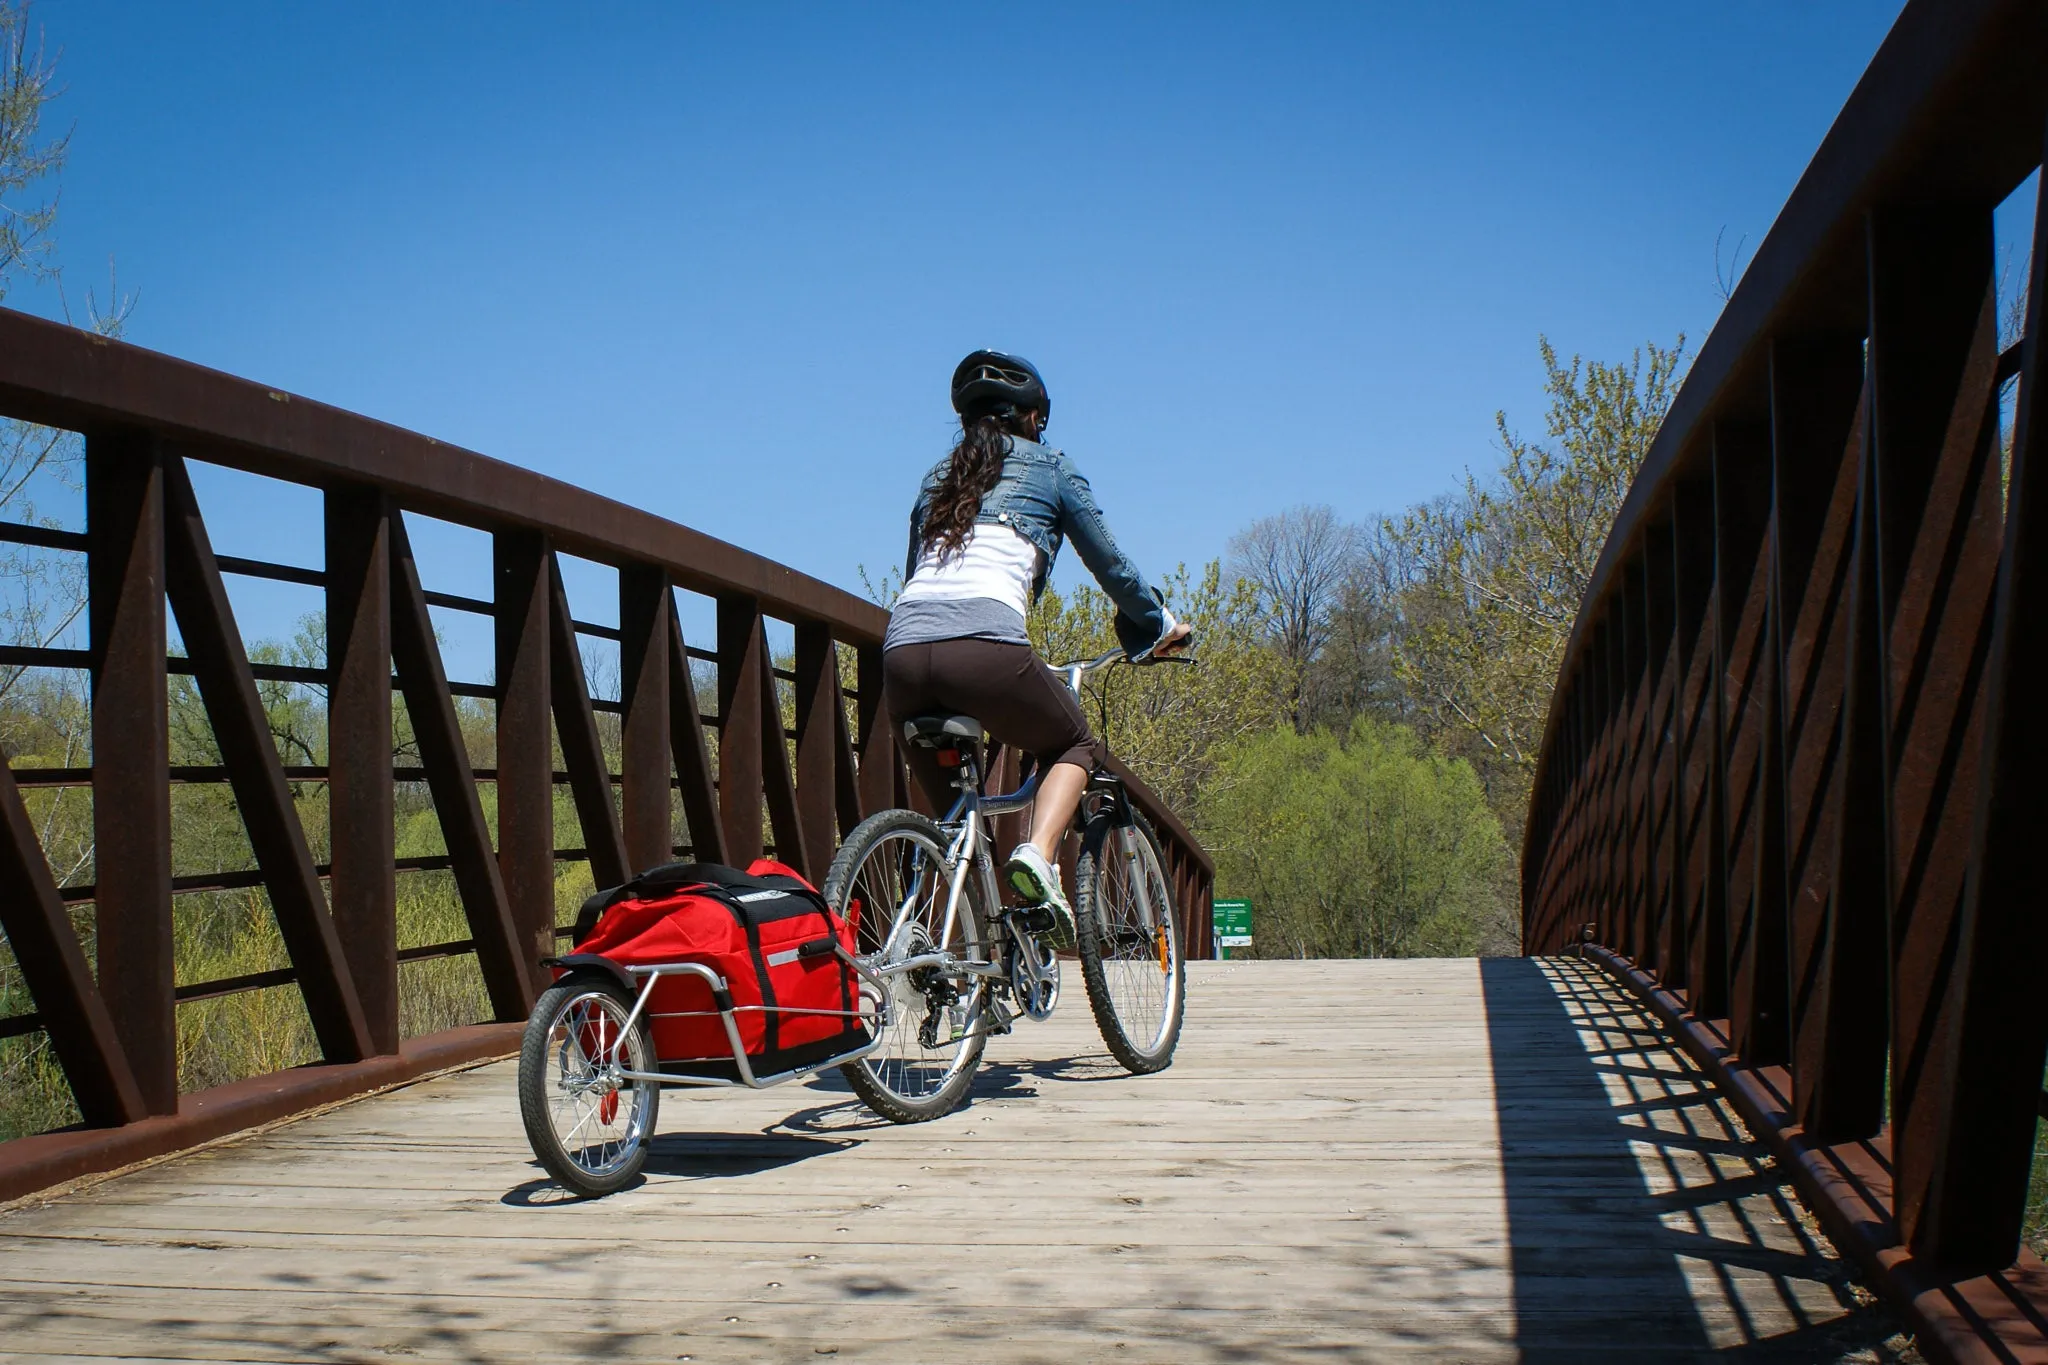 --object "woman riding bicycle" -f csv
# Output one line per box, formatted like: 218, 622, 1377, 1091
884, 350, 1192, 941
